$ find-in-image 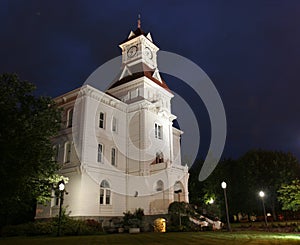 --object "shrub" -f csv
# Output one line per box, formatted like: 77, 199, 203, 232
1, 221, 55, 237
122, 208, 144, 230
1, 218, 103, 237
1, 223, 32, 237
60, 218, 94, 235
85, 219, 102, 231
29, 221, 55, 235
